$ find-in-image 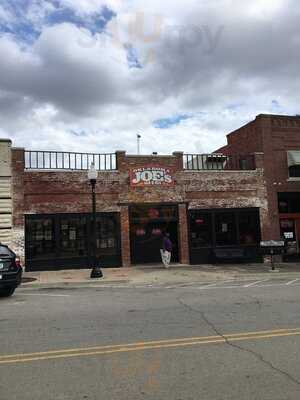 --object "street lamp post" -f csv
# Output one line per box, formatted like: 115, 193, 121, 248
88, 163, 103, 279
